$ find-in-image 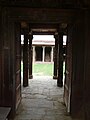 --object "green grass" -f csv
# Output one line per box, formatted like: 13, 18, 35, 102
21, 62, 65, 77
33, 63, 54, 76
